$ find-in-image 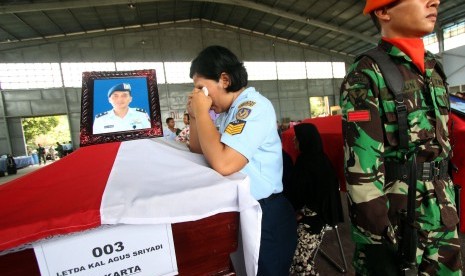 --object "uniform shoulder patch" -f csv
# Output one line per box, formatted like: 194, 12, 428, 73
348, 88, 369, 108
135, 108, 146, 113
347, 110, 371, 122
236, 107, 252, 120
346, 71, 370, 86
343, 71, 371, 108
238, 101, 256, 109
96, 111, 108, 118
225, 120, 246, 135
